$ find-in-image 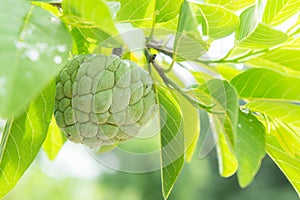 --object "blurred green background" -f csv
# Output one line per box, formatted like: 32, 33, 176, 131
4, 142, 298, 200
3, 111, 299, 200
